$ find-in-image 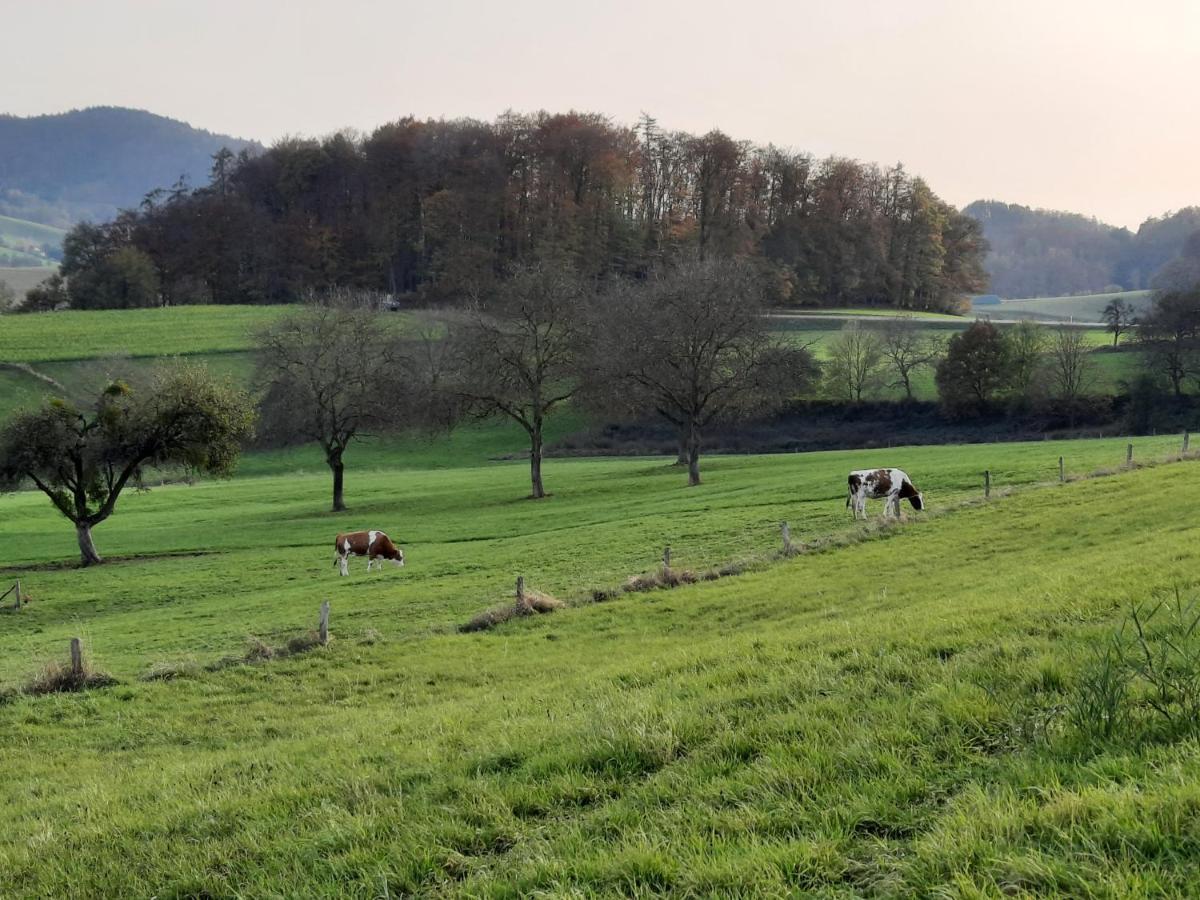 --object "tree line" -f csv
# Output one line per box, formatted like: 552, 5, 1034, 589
33, 112, 987, 313
966, 200, 1200, 299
